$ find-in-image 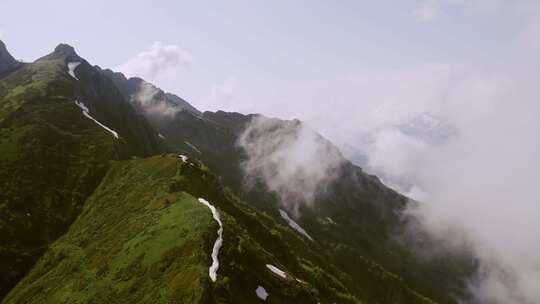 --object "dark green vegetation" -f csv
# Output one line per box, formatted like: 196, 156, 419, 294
0, 41, 476, 303
0, 43, 163, 298
0, 41, 20, 77
109, 78, 477, 303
